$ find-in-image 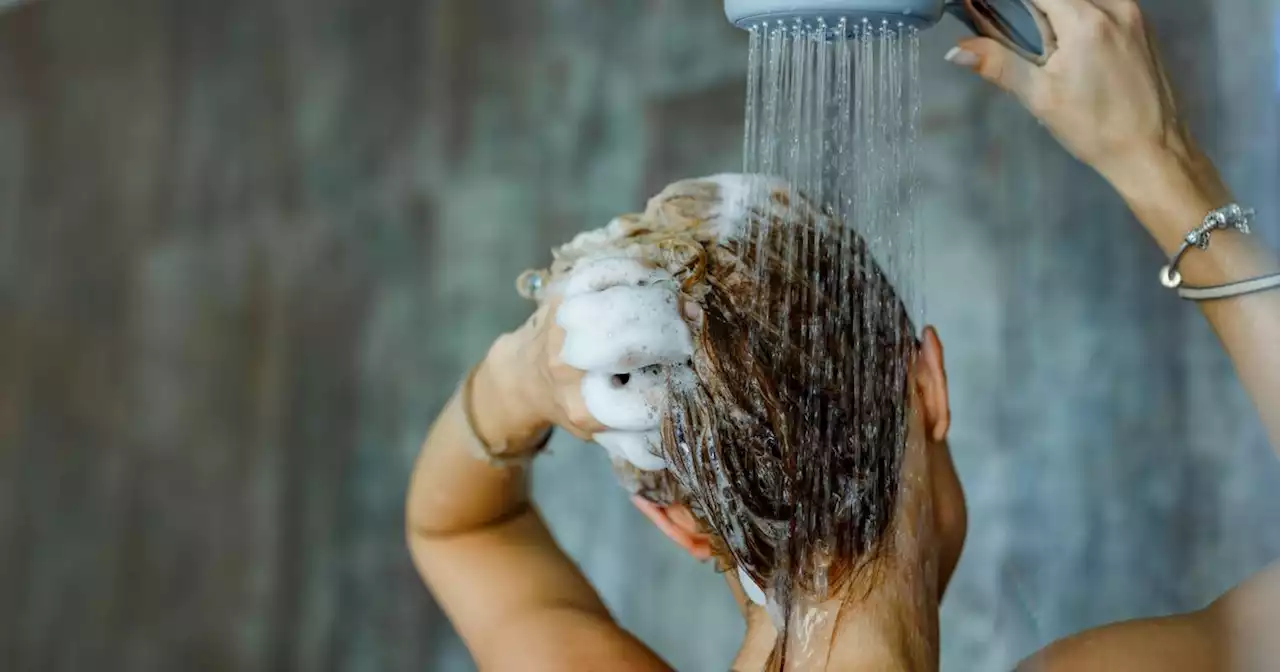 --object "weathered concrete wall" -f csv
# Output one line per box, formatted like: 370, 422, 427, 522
1, 0, 1277, 670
